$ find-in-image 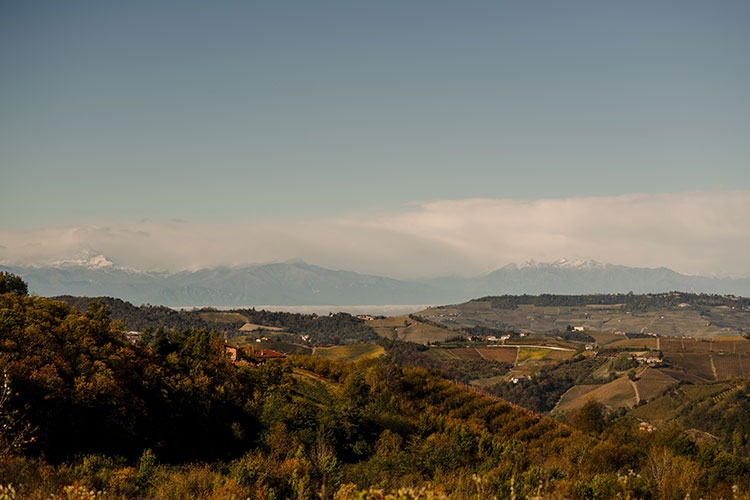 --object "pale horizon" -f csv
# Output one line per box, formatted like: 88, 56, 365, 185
2, 190, 750, 280
2, 2, 749, 280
